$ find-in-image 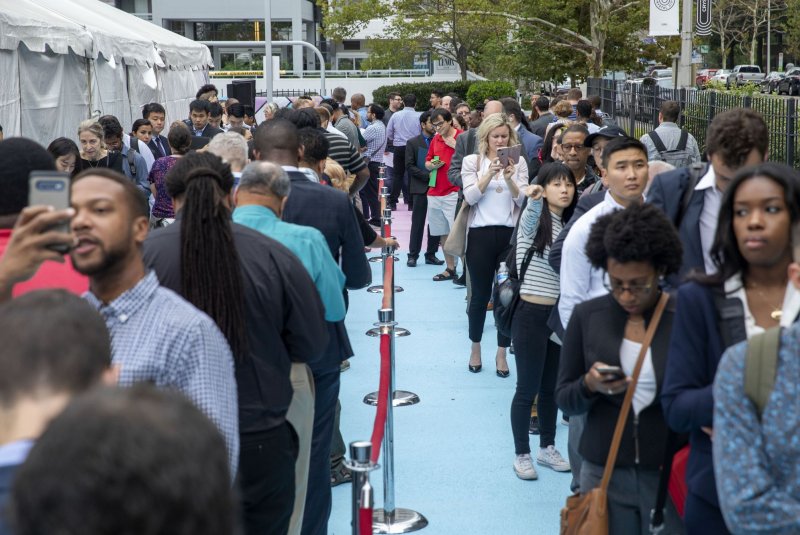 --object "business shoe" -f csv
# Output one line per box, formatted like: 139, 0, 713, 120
407, 255, 418, 267
424, 254, 445, 265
